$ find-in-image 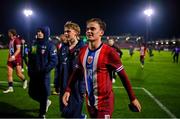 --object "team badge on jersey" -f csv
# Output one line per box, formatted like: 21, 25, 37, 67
41, 46, 47, 55
87, 56, 93, 64
41, 49, 46, 54
52, 49, 57, 55
10, 48, 14, 56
